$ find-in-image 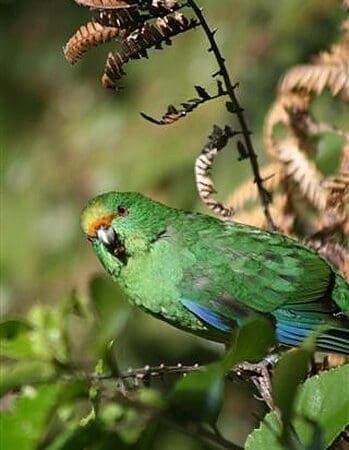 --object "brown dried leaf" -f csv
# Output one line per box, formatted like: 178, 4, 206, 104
97, 7, 143, 29
64, 21, 122, 64
226, 163, 284, 212
263, 92, 311, 159
276, 138, 327, 211
278, 19, 349, 100
279, 64, 349, 98
195, 126, 235, 219
234, 193, 294, 233
101, 12, 198, 89
306, 239, 347, 275
73, 0, 135, 9
322, 135, 349, 231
